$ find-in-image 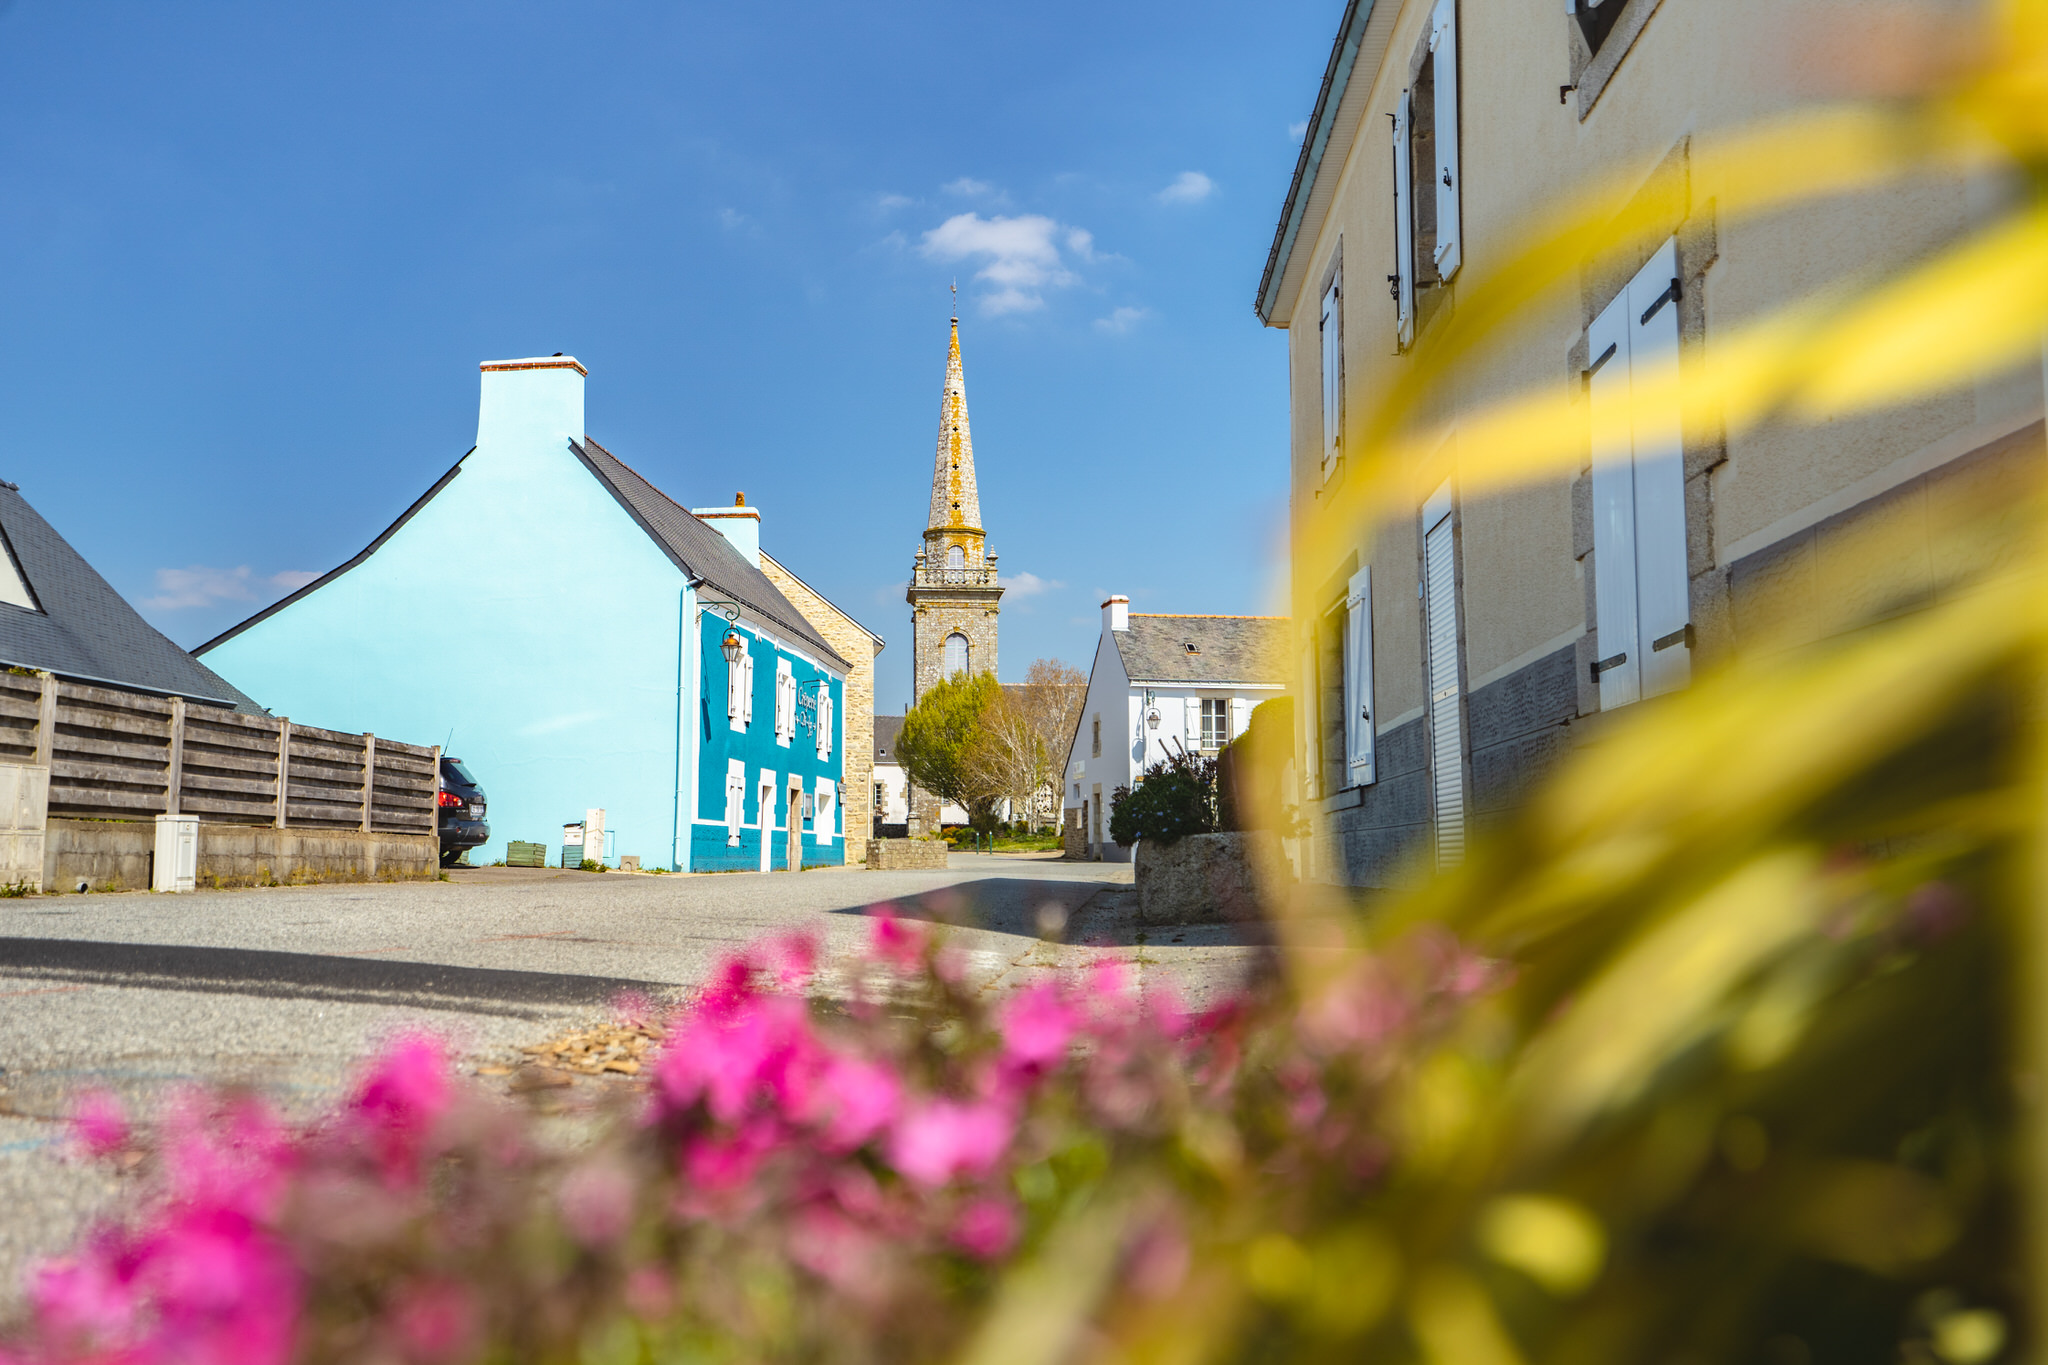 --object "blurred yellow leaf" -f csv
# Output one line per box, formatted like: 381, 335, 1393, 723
1243, 1234, 1313, 1303
1788, 1161, 1961, 1273
1477, 1195, 1607, 1296
1932, 1307, 2008, 1364
1305, 1226, 1400, 1335
1408, 1266, 1527, 1365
